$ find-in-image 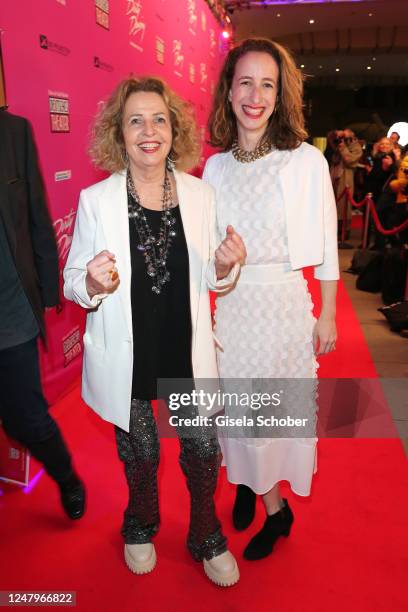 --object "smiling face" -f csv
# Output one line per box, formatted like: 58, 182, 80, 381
122, 91, 172, 174
378, 138, 393, 154
229, 51, 279, 146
